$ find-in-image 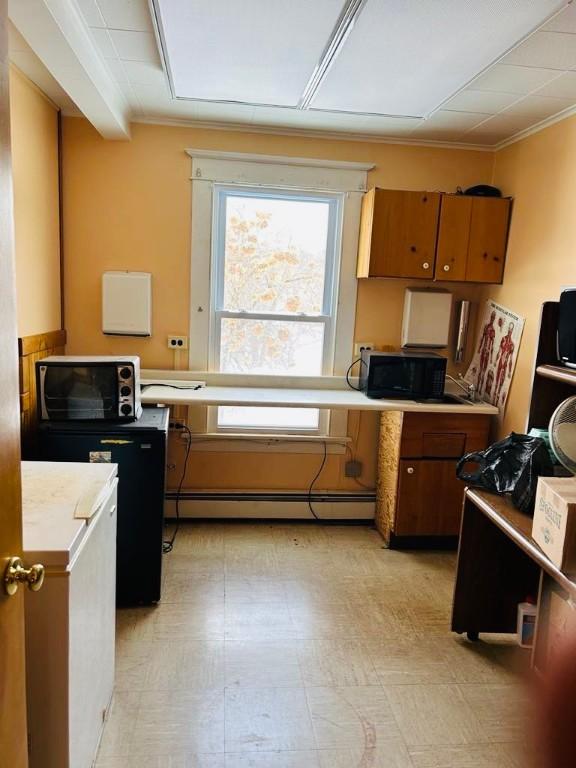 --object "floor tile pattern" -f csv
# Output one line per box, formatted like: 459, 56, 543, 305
96, 522, 530, 767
